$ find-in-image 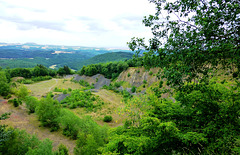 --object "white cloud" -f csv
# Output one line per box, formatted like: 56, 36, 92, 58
0, 0, 156, 47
